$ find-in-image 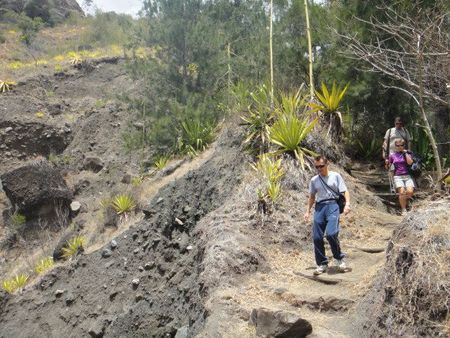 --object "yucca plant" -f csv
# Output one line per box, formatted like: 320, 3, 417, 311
154, 155, 170, 170
252, 154, 284, 184
241, 83, 274, 152
131, 176, 143, 187
269, 115, 318, 169
276, 87, 307, 117
231, 80, 252, 112
62, 236, 85, 258
0, 80, 16, 93
267, 180, 281, 203
111, 194, 136, 215
313, 81, 349, 113
2, 279, 16, 293
312, 81, 349, 141
179, 120, 214, 156
11, 212, 26, 226
34, 257, 54, 274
